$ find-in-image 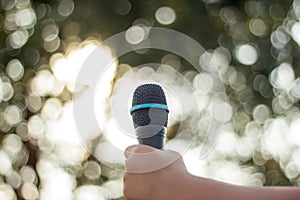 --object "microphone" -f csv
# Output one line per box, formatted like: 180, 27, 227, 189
130, 84, 169, 149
